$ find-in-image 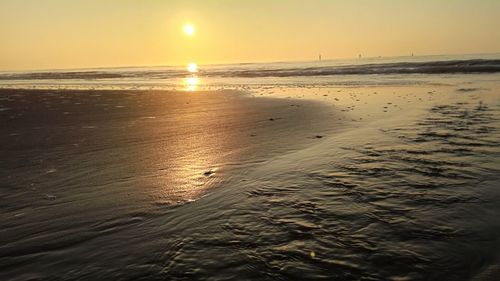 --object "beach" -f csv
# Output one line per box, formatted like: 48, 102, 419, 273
0, 88, 345, 279
1, 59, 500, 280
2, 0, 500, 278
